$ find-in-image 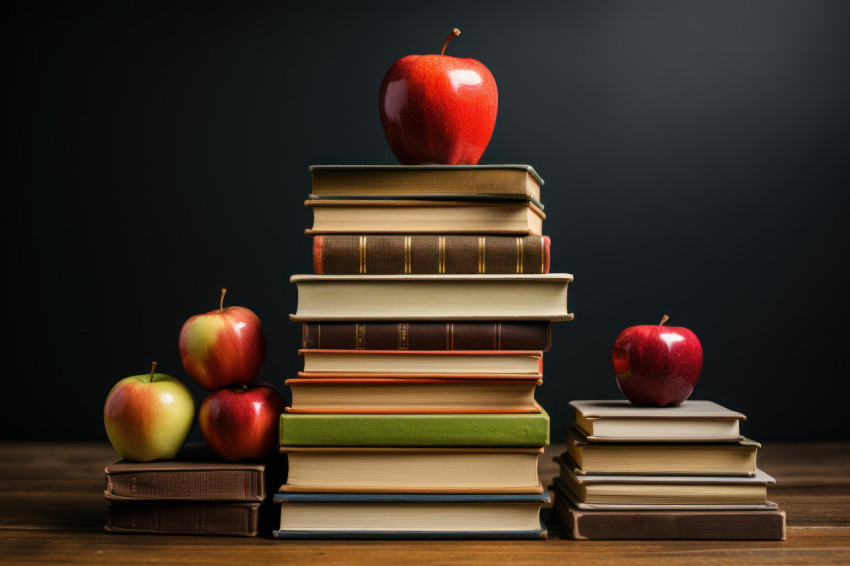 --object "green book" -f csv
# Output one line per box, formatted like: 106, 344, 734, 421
279, 409, 550, 447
